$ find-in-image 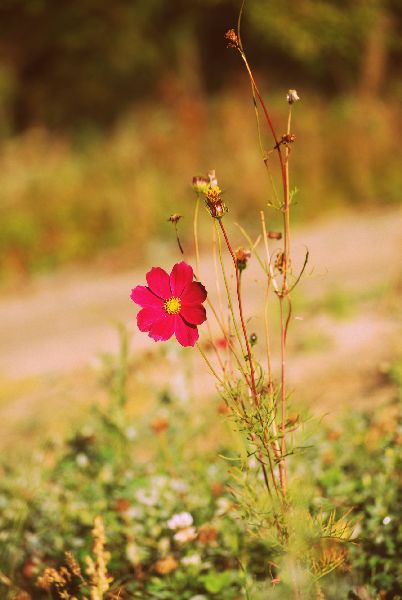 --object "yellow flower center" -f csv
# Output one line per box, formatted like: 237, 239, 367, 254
164, 296, 181, 315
